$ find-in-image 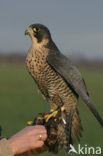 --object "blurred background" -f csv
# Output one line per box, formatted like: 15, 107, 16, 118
0, 0, 103, 155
